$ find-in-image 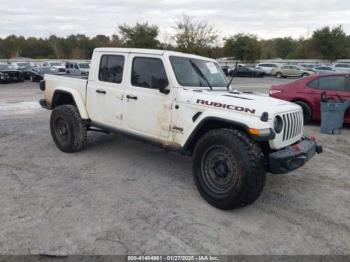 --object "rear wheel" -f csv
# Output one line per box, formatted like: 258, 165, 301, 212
193, 129, 266, 210
50, 105, 87, 153
294, 101, 312, 124
275, 72, 283, 78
